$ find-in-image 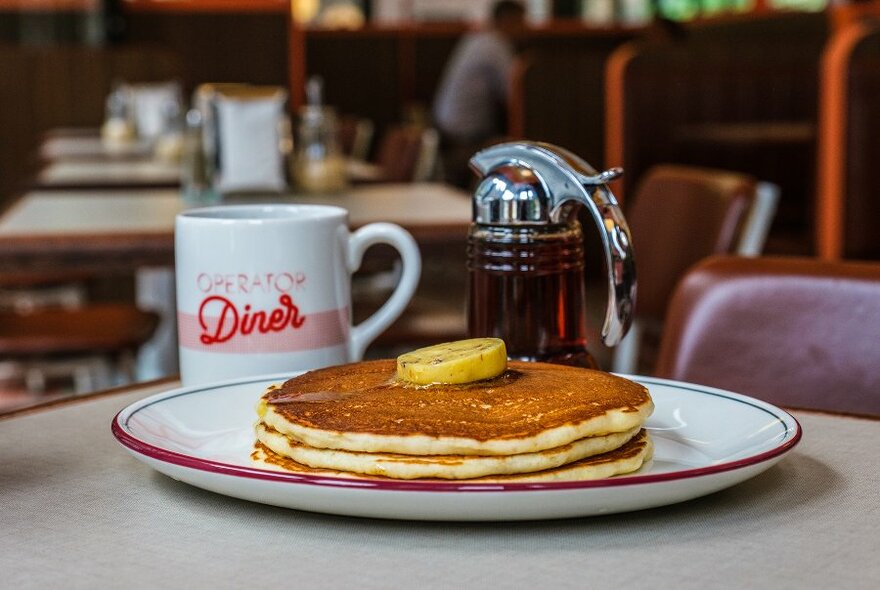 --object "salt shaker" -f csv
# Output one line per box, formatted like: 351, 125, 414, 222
293, 76, 347, 194
180, 109, 219, 205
